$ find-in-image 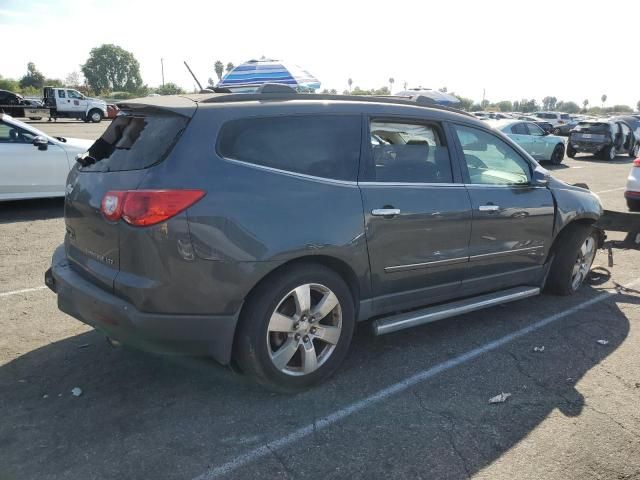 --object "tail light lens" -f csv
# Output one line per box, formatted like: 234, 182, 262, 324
101, 190, 205, 226
634, 158, 640, 167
